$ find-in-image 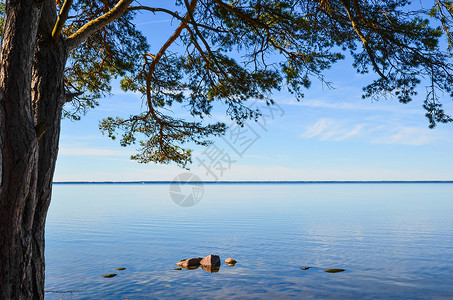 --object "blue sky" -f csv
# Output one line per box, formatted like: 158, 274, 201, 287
53, 4, 453, 182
